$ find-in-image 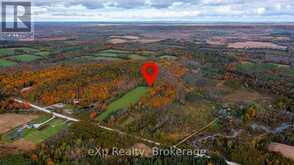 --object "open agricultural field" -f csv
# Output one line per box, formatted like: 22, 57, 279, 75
0, 47, 50, 67
2, 115, 69, 144
0, 114, 38, 134
23, 119, 68, 144
98, 87, 148, 121
0, 59, 17, 68
10, 55, 42, 62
